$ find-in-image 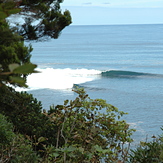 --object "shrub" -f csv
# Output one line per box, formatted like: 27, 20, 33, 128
0, 86, 136, 162
0, 113, 14, 146
0, 113, 40, 162
42, 88, 135, 162
0, 86, 47, 137
129, 136, 163, 163
0, 86, 61, 155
